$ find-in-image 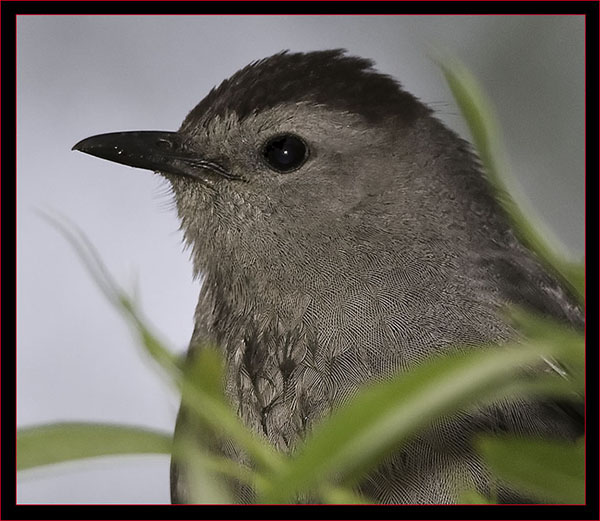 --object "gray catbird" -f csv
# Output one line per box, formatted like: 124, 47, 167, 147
73, 50, 583, 504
